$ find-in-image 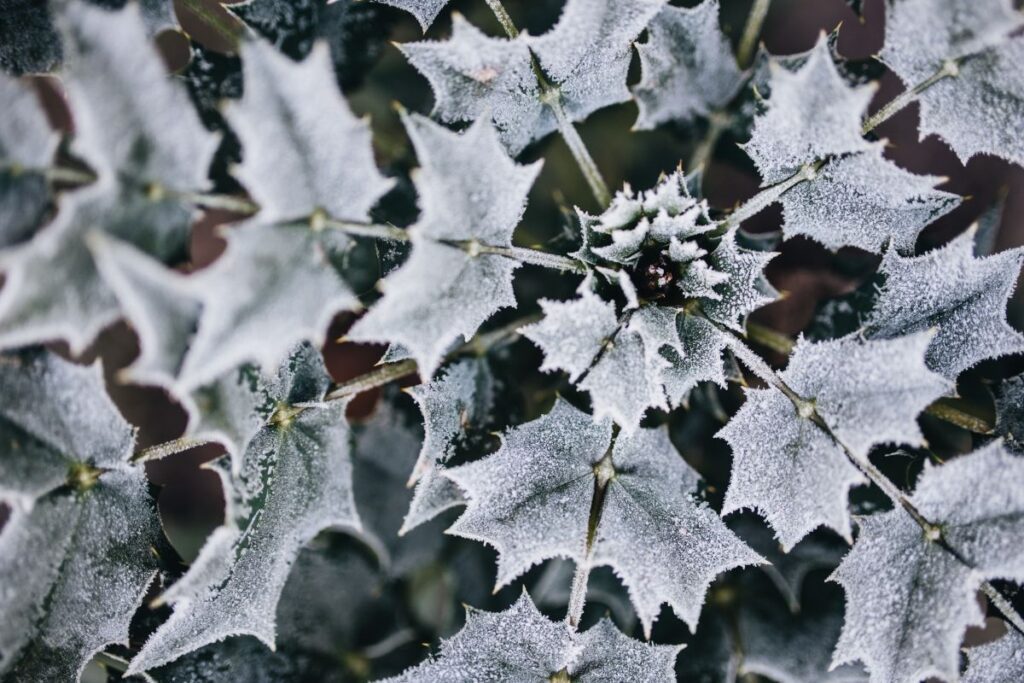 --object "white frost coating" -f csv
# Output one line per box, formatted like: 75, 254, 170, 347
592, 427, 763, 635
400, 16, 543, 156
178, 221, 360, 390
779, 144, 960, 254
349, 115, 539, 379
995, 372, 1024, 453
831, 442, 1024, 683
963, 630, 1024, 683
371, 0, 450, 31
128, 345, 362, 675
444, 399, 606, 587
743, 37, 873, 185
720, 334, 949, 550
633, 0, 744, 129
58, 0, 217, 190
521, 286, 619, 382
660, 314, 729, 407
0, 181, 190, 355
0, 350, 159, 682
700, 229, 778, 331
0, 73, 57, 169
579, 327, 669, 431
402, 0, 665, 154
867, 228, 1024, 378
382, 592, 680, 682
446, 400, 759, 634
225, 39, 394, 223
880, 0, 1024, 167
